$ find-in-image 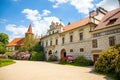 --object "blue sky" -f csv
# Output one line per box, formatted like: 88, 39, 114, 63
0, 0, 119, 41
